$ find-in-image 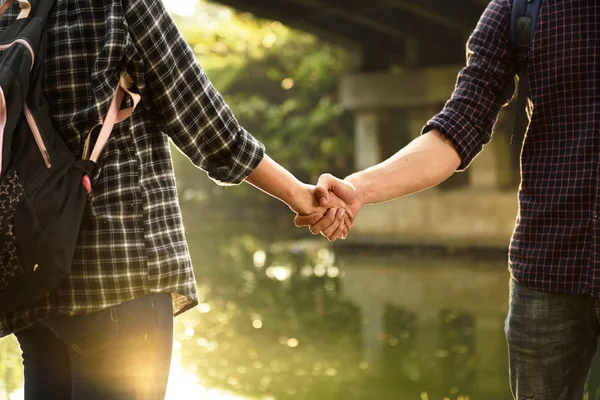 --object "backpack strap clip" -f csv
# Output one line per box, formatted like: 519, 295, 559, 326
0, 0, 31, 20
82, 70, 141, 164
16, 0, 30, 19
